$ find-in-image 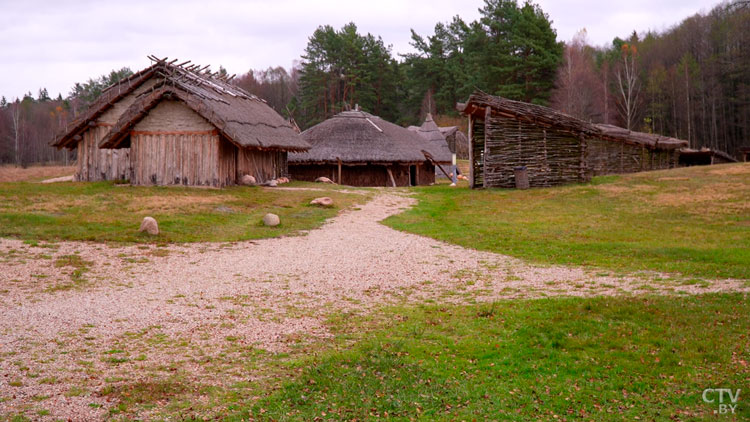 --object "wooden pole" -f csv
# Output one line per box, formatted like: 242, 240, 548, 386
386, 167, 397, 187
484, 106, 491, 188
337, 157, 342, 184
468, 114, 474, 189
